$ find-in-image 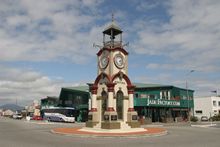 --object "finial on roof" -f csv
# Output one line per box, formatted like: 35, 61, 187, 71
103, 13, 122, 36
112, 13, 114, 23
